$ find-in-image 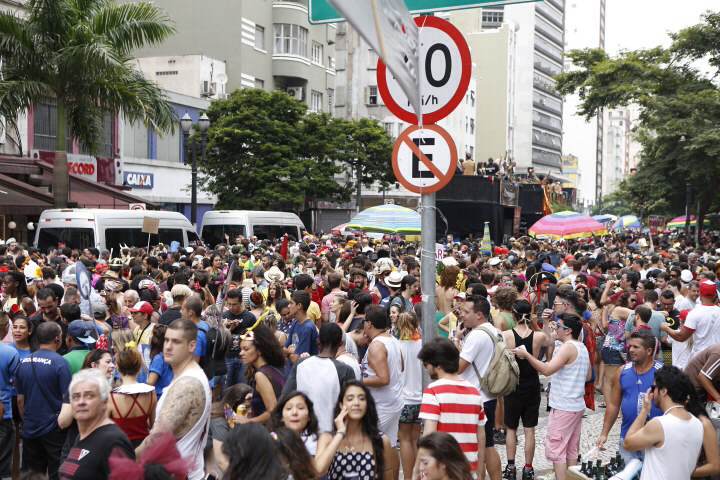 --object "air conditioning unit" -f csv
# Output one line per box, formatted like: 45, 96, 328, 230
0, 115, 5, 145
200, 81, 216, 97
286, 86, 303, 100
